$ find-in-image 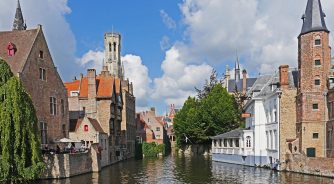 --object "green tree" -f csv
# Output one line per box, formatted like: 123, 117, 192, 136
174, 84, 241, 146
0, 59, 44, 183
